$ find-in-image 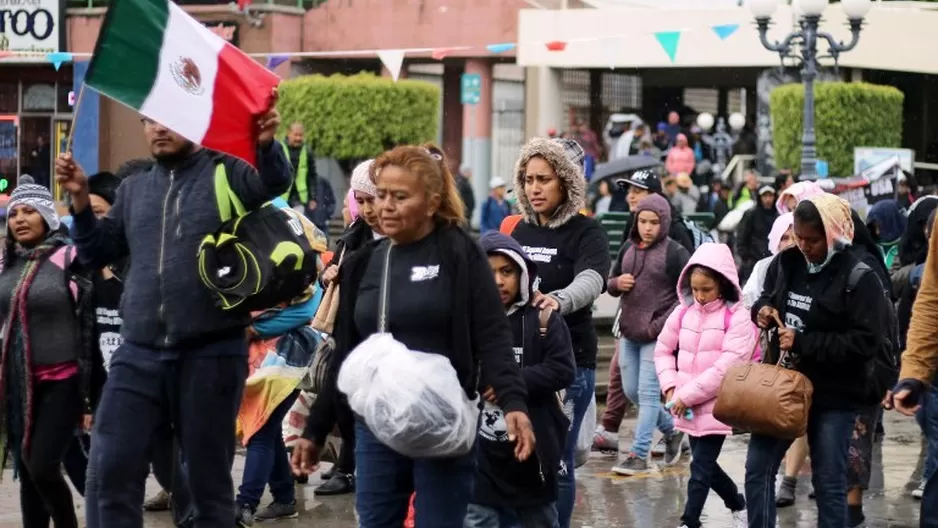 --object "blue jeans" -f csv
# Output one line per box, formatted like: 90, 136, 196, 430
681, 435, 745, 528
464, 502, 559, 528
85, 340, 247, 528
916, 385, 938, 483
620, 338, 674, 458
355, 420, 476, 528
744, 406, 854, 528
556, 367, 596, 528
237, 391, 299, 508
923, 467, 938, 527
